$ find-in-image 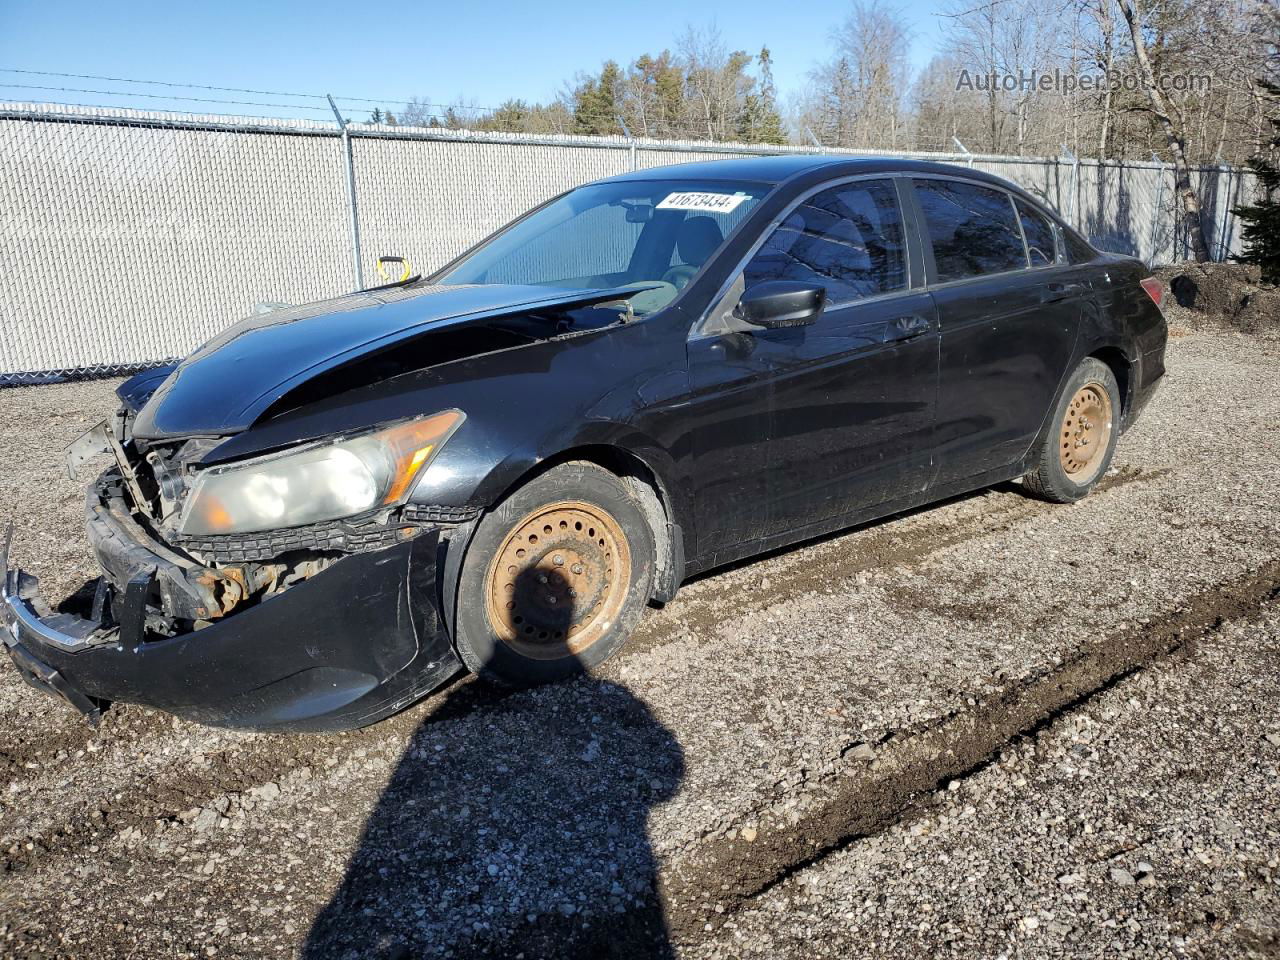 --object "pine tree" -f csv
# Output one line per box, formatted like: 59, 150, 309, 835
1233, 80, 1280, 284
573, 61, 624, 136
653, 52, 685, 138
752, 47, 786, 144
820, 57, 857, 147
369, 107, 384, 124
